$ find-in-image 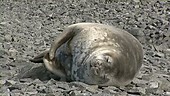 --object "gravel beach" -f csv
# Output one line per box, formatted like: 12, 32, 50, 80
0, 0, 170, 95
